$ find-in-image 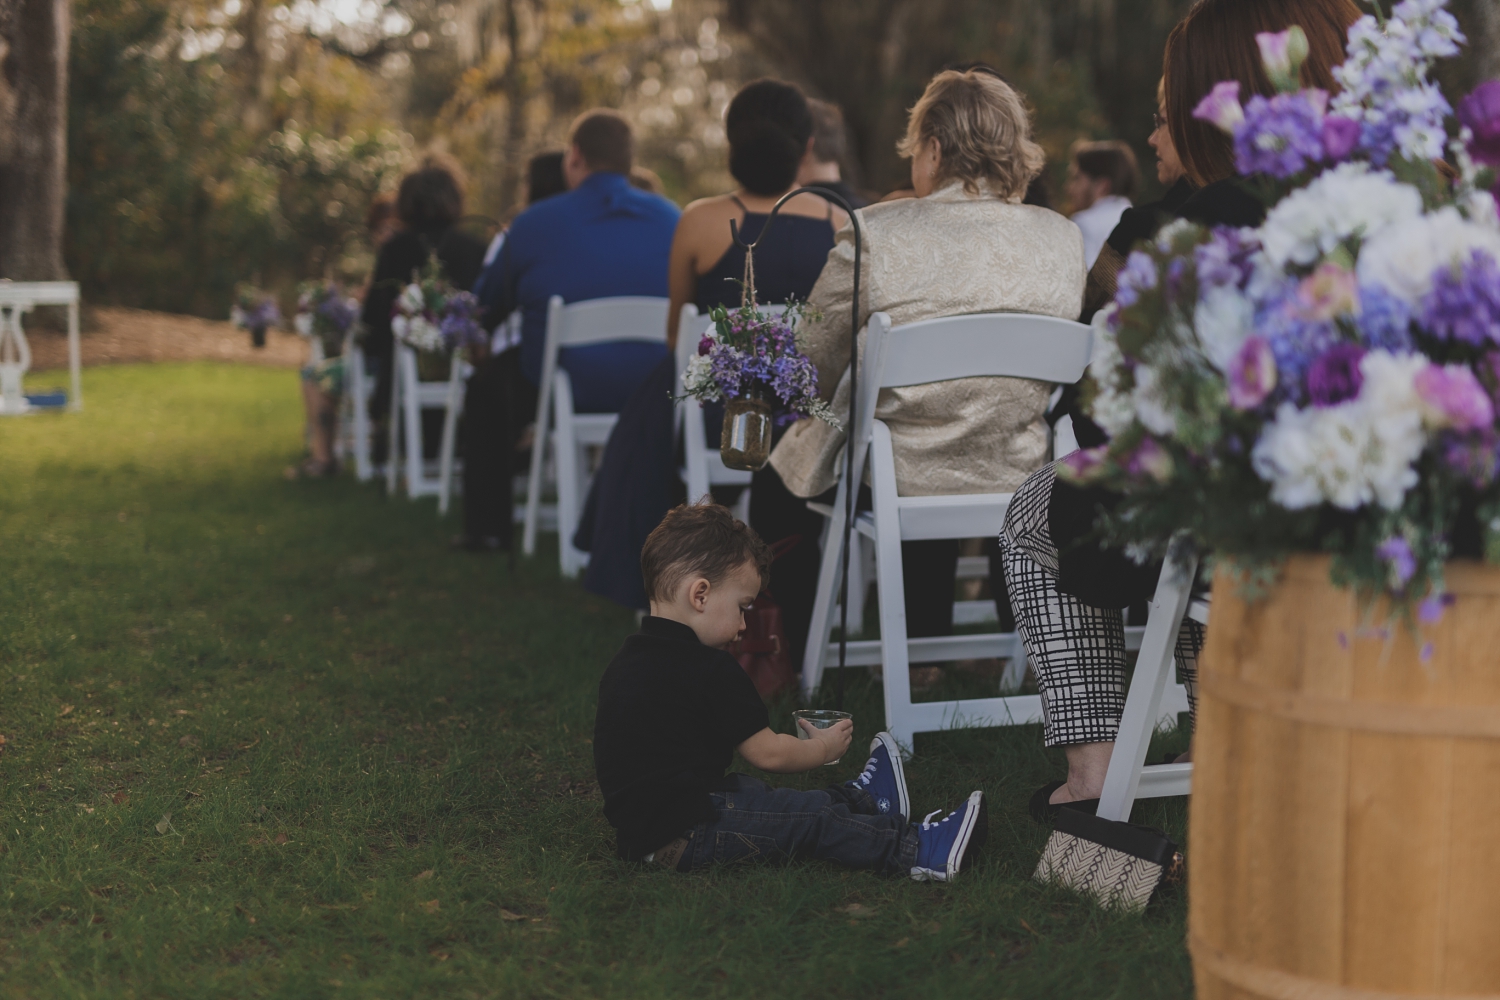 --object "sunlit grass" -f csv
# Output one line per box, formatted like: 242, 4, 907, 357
0, 363, 1192, 998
